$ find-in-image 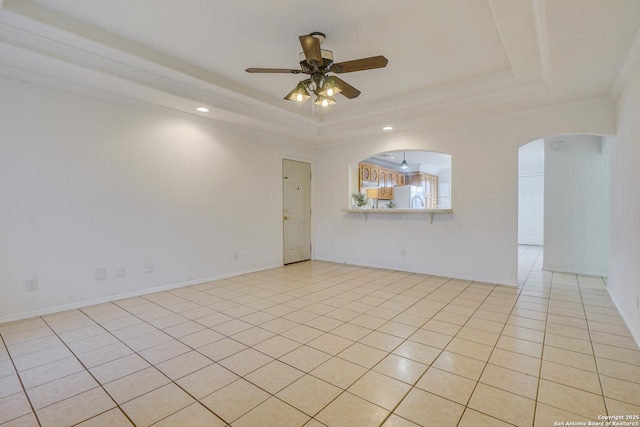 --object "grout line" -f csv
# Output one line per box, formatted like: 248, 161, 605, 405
576, 274, 610, 415
0, 333, 43, 427
530, 267, 553, 427
39, 313, 138, 427
452, 275, 529, 426
1, 255, 636, 426
357, 277, 475, 425
77, 304, 233, 426
297, 275, 465, 424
